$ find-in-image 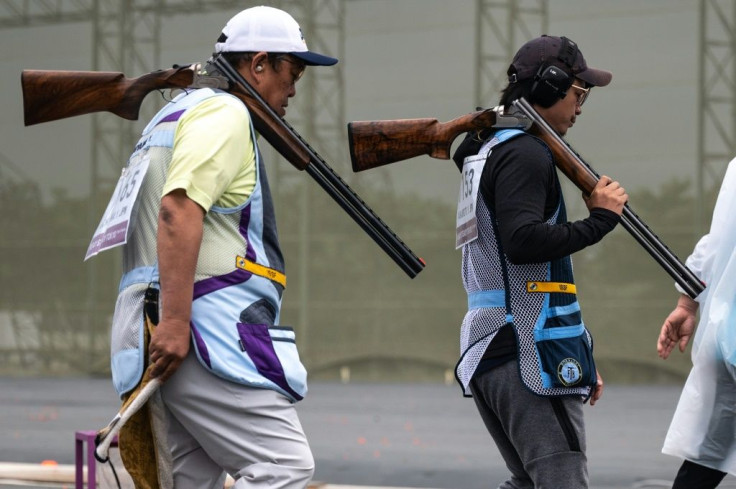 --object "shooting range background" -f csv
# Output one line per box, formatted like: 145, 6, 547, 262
0, 0, 711, 384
